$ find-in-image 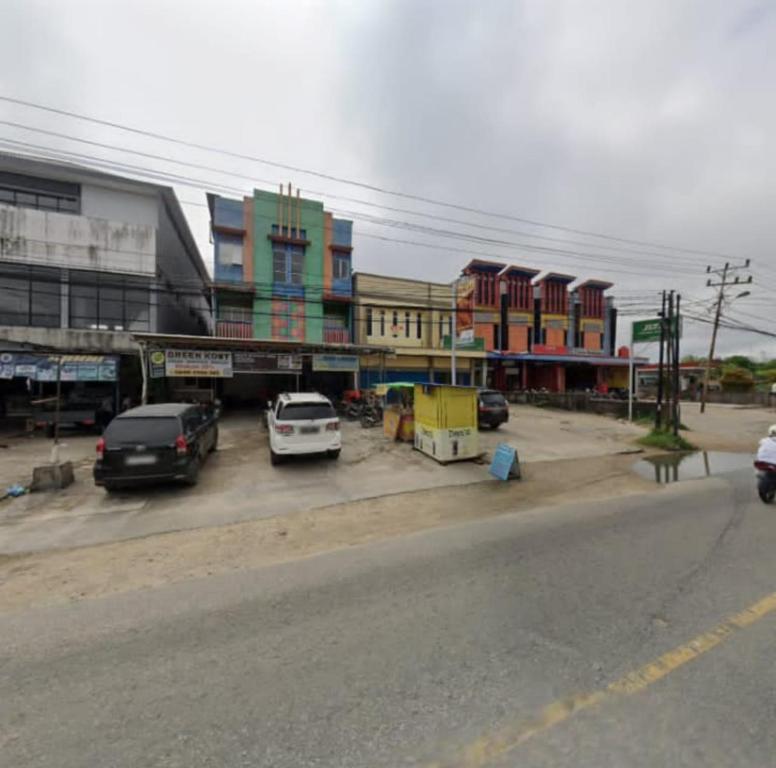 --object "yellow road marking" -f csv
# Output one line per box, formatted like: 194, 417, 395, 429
428, 590, 776, 768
